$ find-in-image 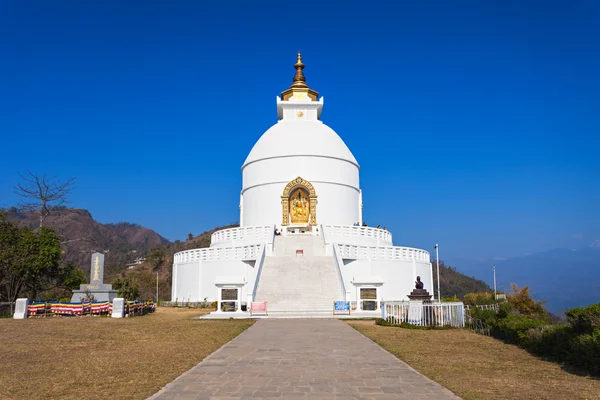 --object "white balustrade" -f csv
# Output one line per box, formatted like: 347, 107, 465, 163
336, 243, 430, 262
382, 301, 465, 328
323, 225, 393, 245
174, 244, 263, 264
211, 225, 272, 246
